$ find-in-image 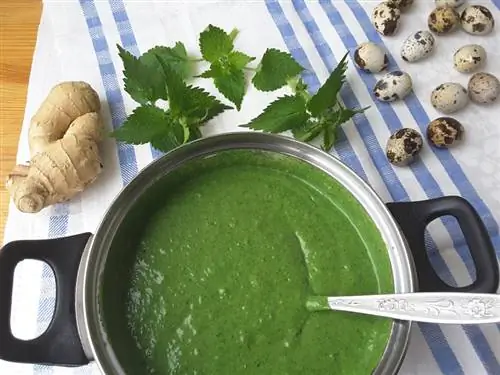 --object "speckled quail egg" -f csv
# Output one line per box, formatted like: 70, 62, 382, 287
386, 128, 423, 166
435, 0, 465, 8
354, 42, 389, 73
428, 7, 460, 34
468, 72, 500, 104
401, 31, 435, 62
372, 2, 402, 36
431, 83, 469, 114
427, 117, 464, 148
373, 71, 413, 102
461, 5, 495, 35
388, 0, 414, 11
453, 44, 486, 73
